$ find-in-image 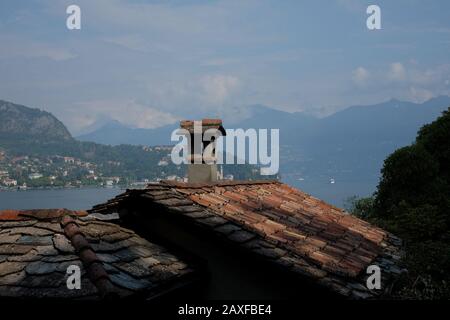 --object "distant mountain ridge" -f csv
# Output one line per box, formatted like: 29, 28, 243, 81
0, 100, 73, 141
76, 96, 450, 205
78, 96, 450, 149
0, 99, 266, 185
2, 96, 449, 205
78, 120, 177, 146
